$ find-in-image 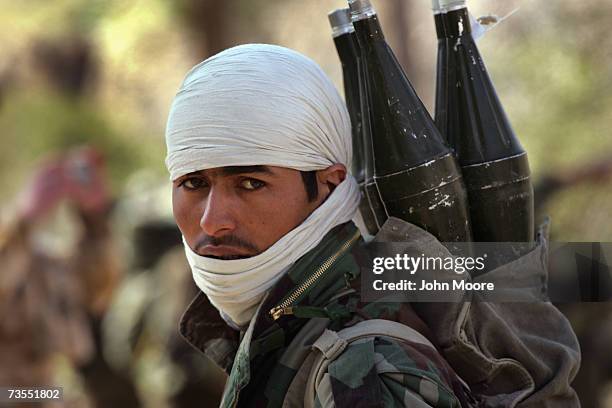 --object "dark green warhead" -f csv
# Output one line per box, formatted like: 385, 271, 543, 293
349, 0, 472, 243
433, 0, 534, 245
